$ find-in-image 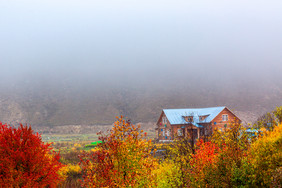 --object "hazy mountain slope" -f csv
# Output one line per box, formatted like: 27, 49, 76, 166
0, 78, 281, 127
